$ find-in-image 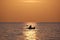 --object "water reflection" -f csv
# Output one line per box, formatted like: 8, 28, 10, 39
24, 29, 37, 40
23, 22, 37, 40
